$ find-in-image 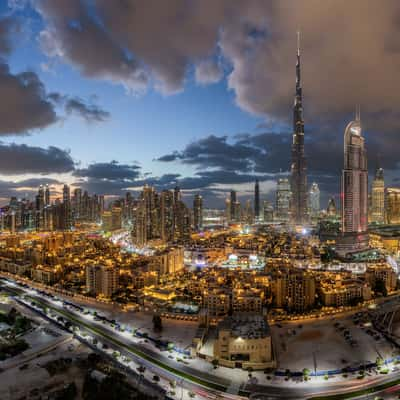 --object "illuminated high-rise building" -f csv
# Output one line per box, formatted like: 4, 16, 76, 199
225, 197, 231, 224
62, 184, 72, 230
160, 190, 174, 242
327, 197, 337, 217
309, 182, 320, 218
36, 185, 45, 230
290, 32, 308, 224
370, 167, 385, 223
230, 190, 237, 222
275, 178, 291, 222
254, 179, 260, 220
263, 200, 274, 223
385, 187, 400, 225
45, 184, 50, 206
339, 108, 368, 254
193, 194, 203, 231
